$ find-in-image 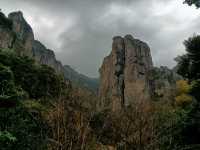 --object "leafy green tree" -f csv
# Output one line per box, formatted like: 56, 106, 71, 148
34, 65, 64, 98
175, 35, 200, 146
0, 49, 64, 149
184, 0, 200, 8
176, 35, 200, 81
0, 49, 64, 99
0, 11, 12, 30
0, 63, 25, 108
0, 59, 47, 149
0, 103, 48, 150
190, 79, 200, 100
